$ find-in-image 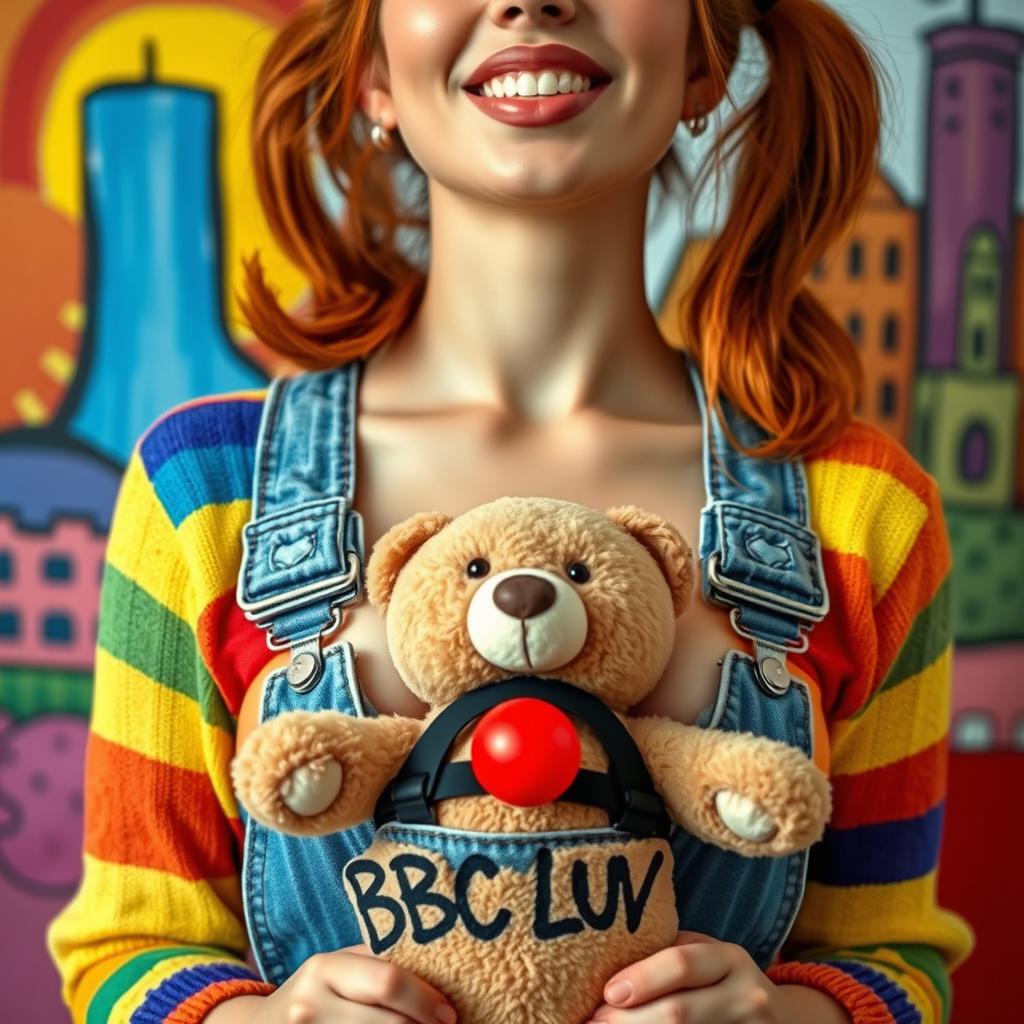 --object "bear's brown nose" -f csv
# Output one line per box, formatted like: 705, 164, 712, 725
493, 574, 556, 620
